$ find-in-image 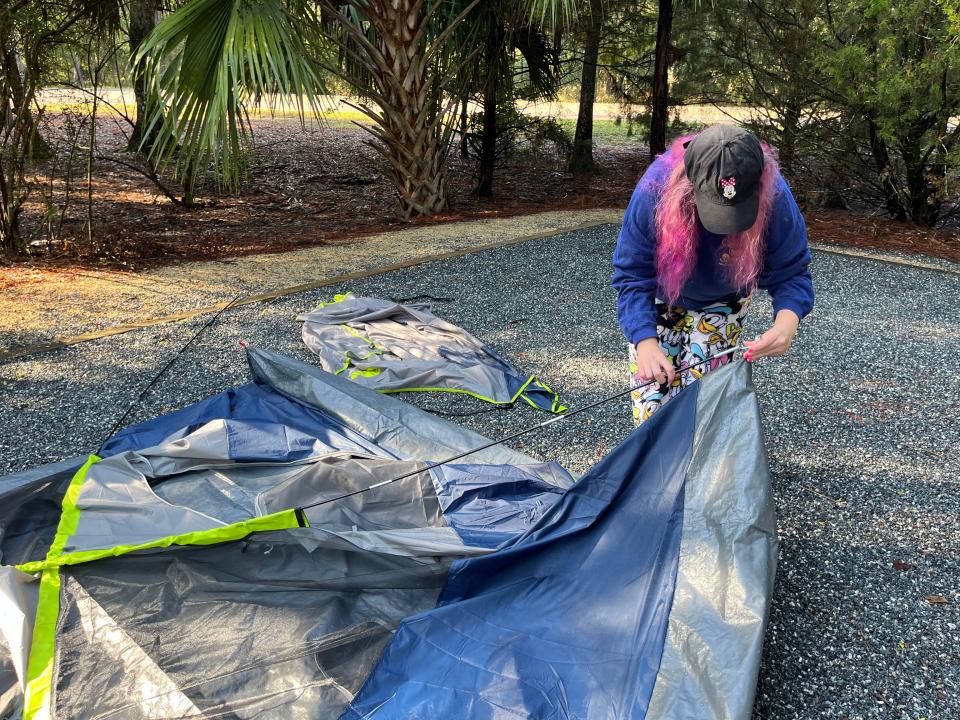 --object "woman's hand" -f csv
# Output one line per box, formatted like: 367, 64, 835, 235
635, 338, 675, 386
744, 309, 800, 361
